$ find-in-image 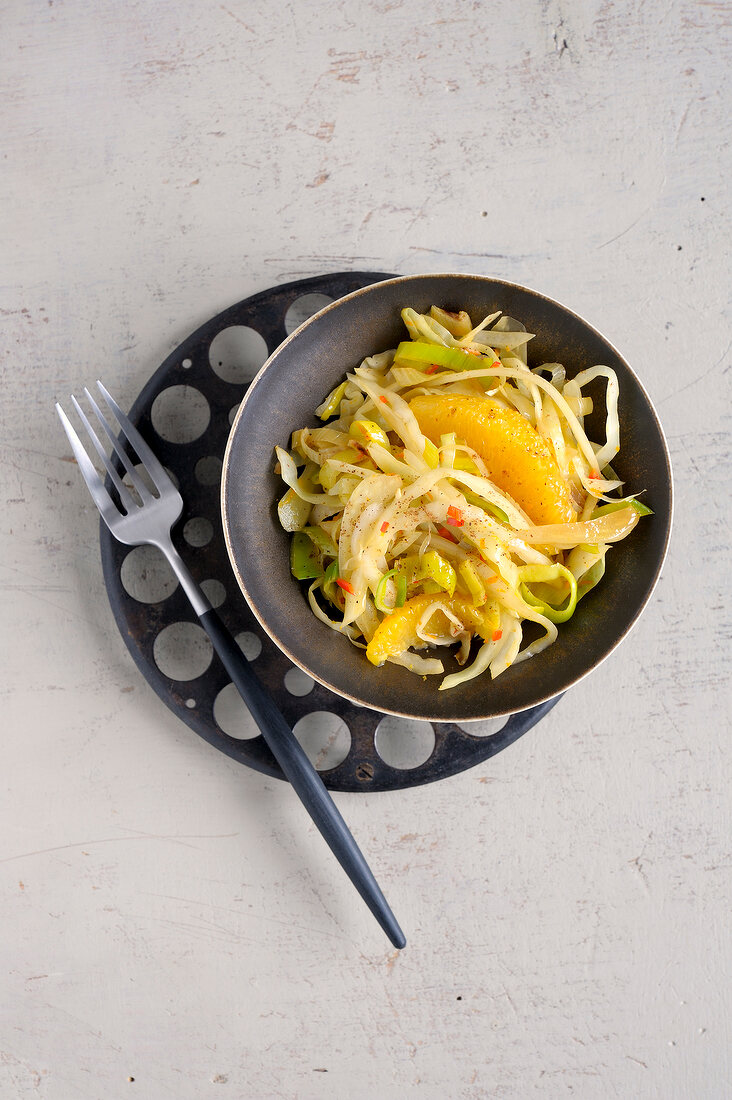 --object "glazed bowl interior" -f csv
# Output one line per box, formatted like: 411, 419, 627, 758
222, 274, 672, 723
